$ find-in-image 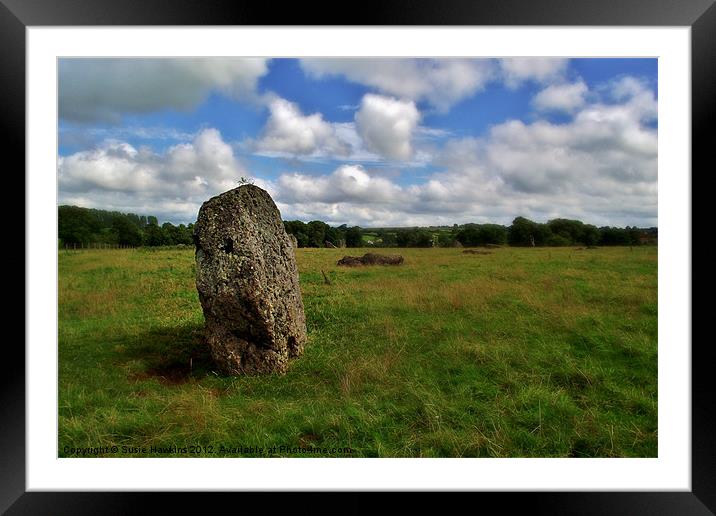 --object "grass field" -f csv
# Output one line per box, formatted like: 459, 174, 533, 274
58, 246, 657, 457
